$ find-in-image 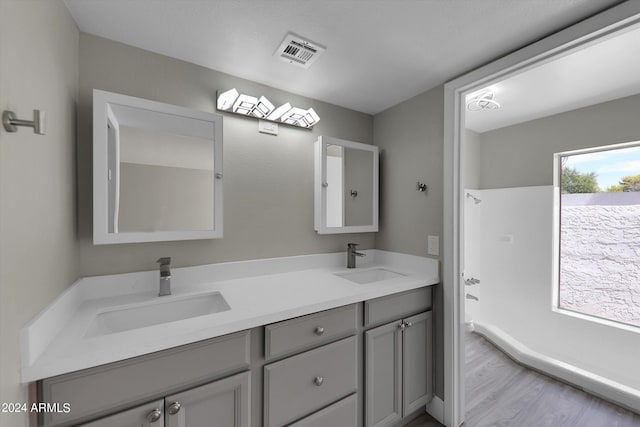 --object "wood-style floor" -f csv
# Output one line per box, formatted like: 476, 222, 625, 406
406, 331, 640, 427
